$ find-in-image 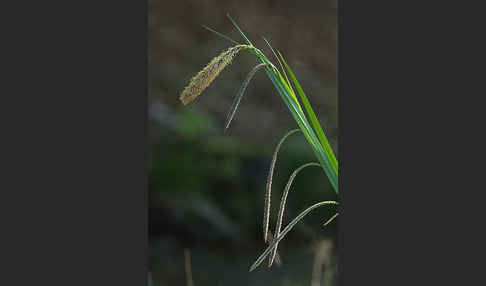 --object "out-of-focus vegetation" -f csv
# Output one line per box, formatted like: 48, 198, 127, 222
149, 0, 338, 285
